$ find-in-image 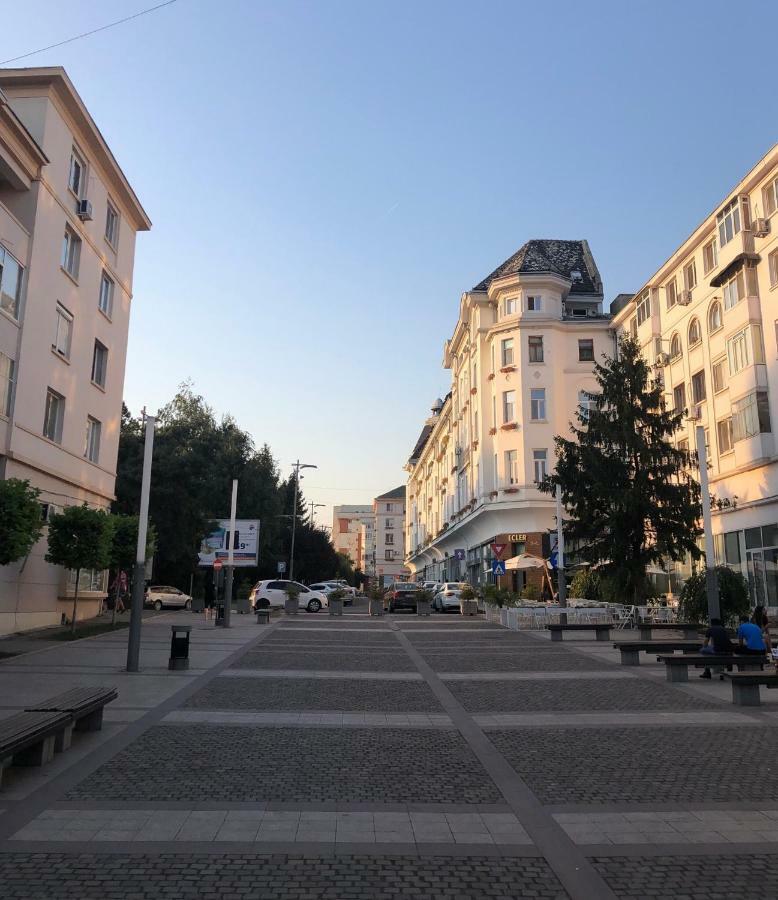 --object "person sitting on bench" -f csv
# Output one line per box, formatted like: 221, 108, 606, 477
699, 617, 734, 679
736, 614, 767, 656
